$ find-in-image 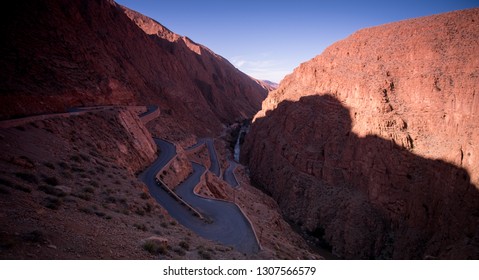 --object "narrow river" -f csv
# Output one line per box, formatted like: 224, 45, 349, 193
233, 124, 248, 162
